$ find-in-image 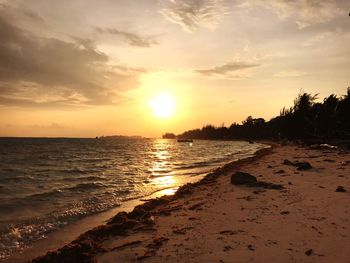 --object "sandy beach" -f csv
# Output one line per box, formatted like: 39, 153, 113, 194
30, 143, 350, 263
2, 1, 349, 262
